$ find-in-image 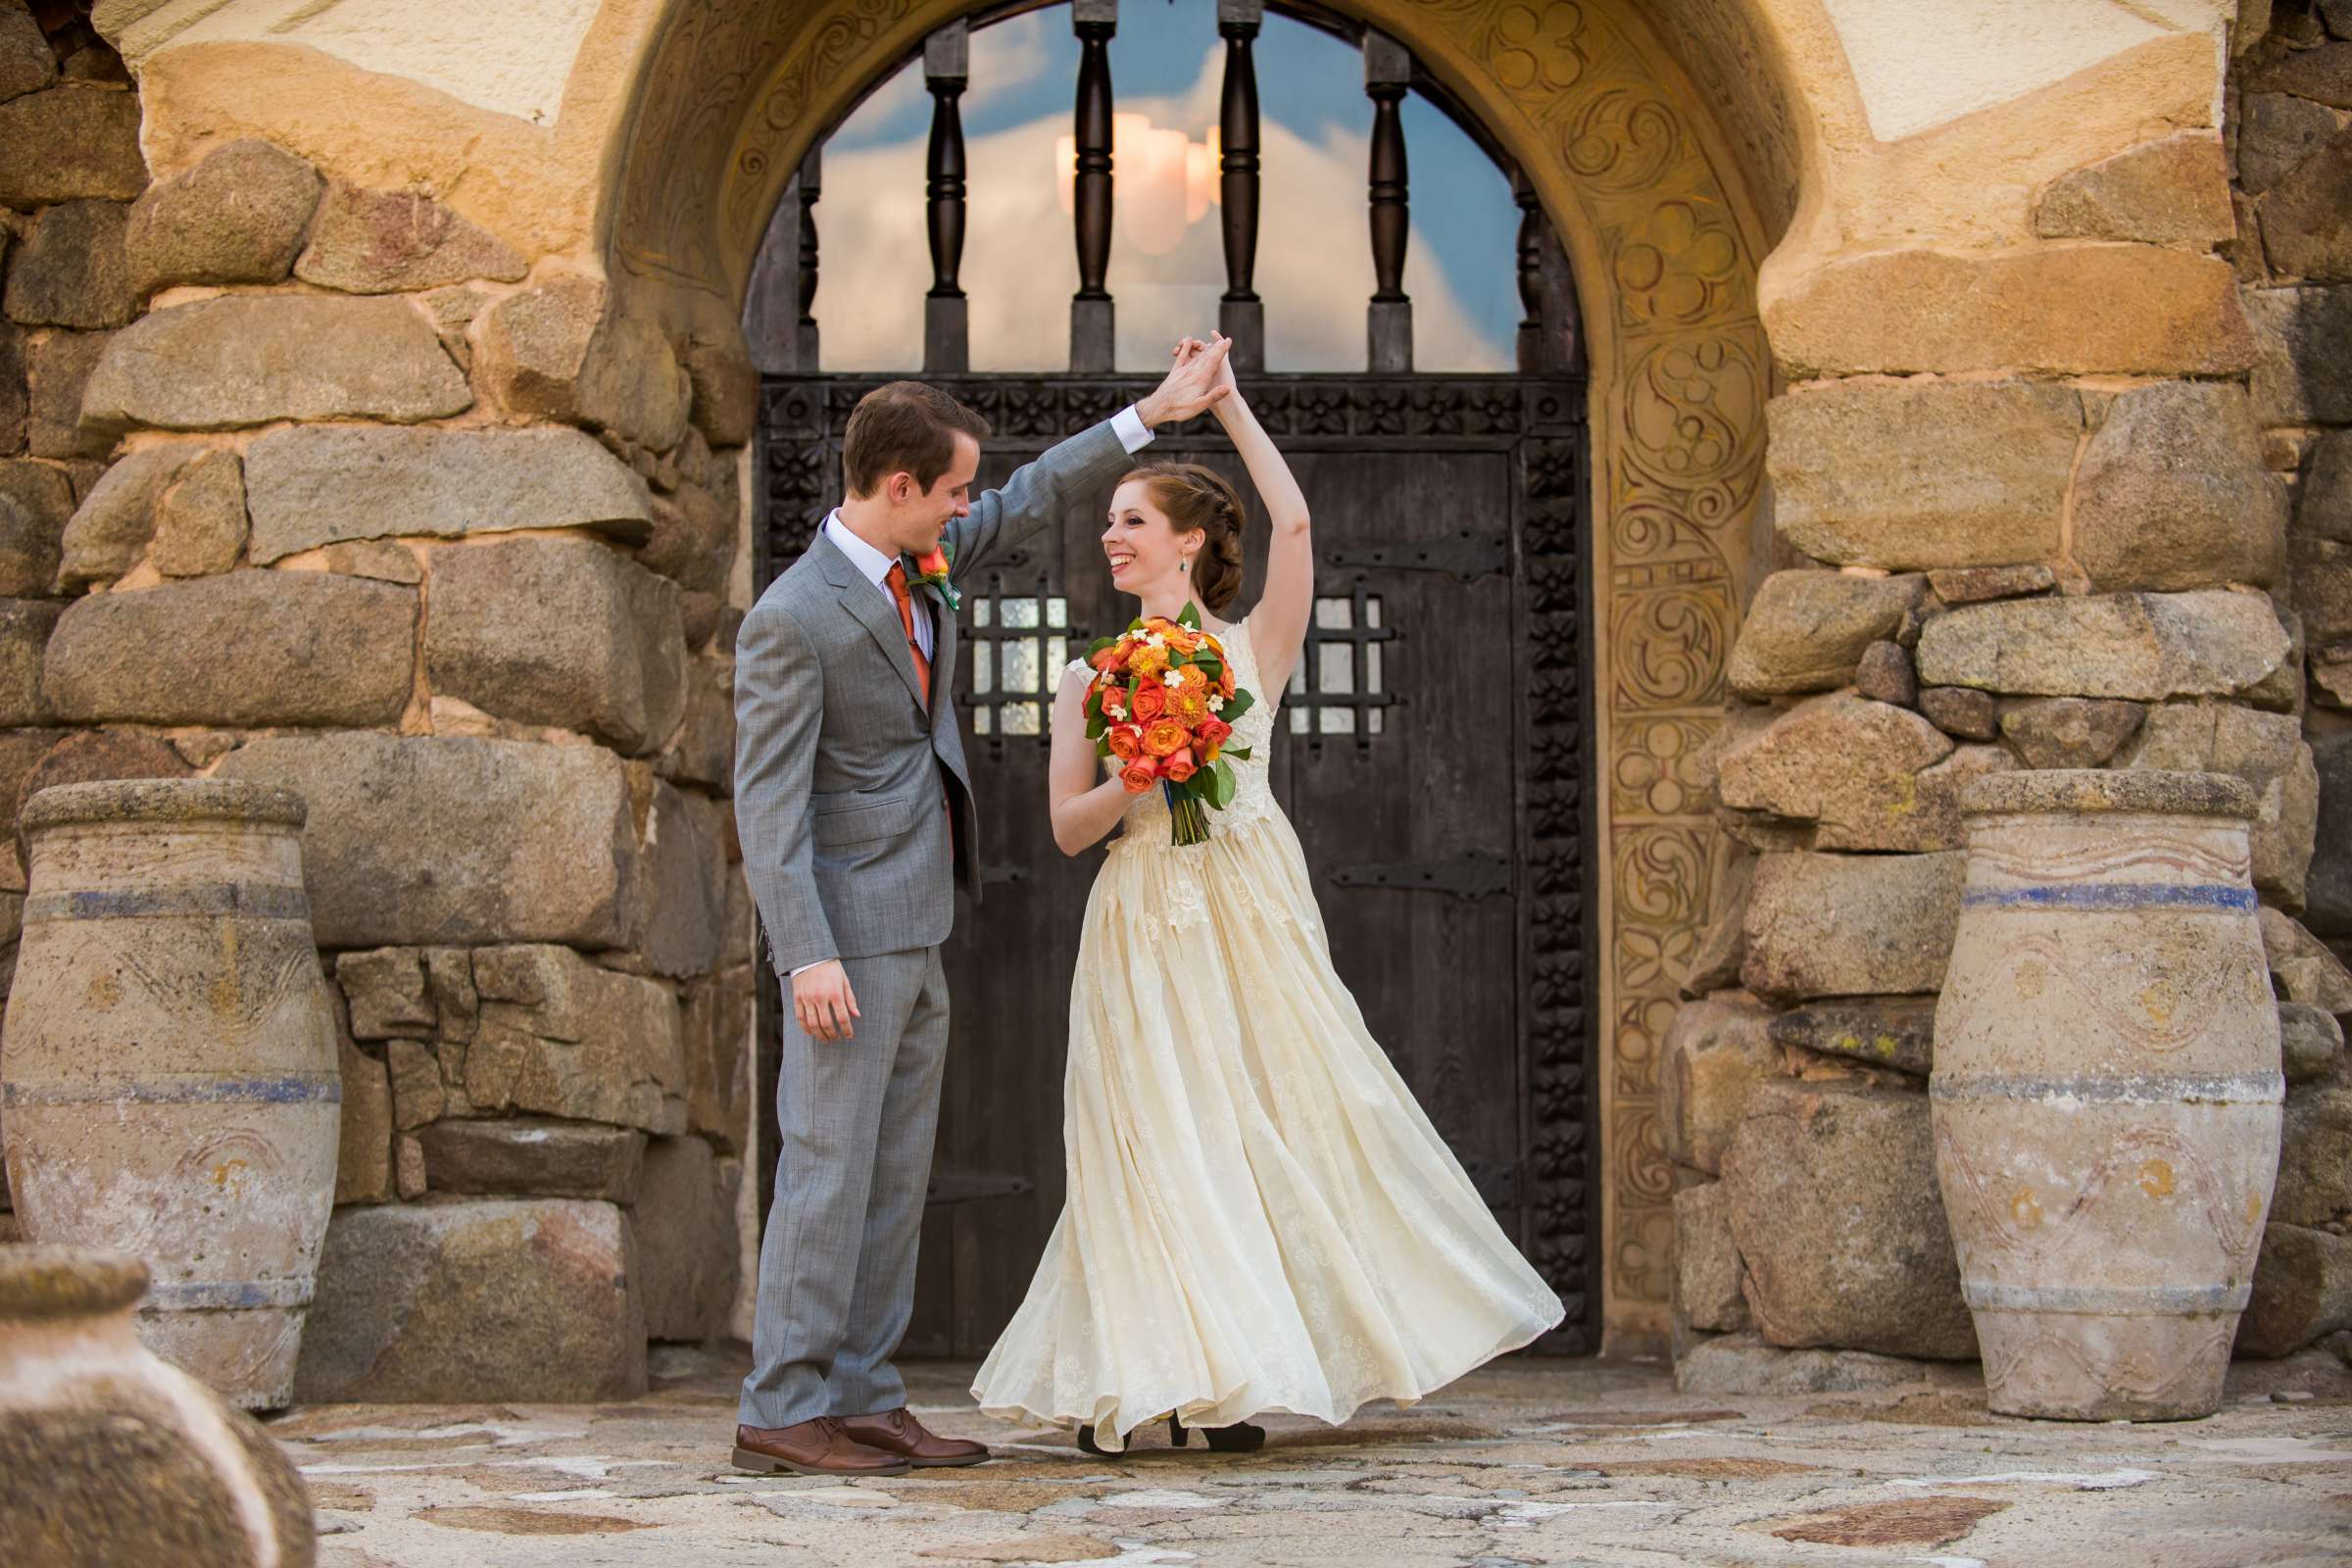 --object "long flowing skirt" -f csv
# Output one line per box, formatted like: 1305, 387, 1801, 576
970, 810, 1563, 1446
